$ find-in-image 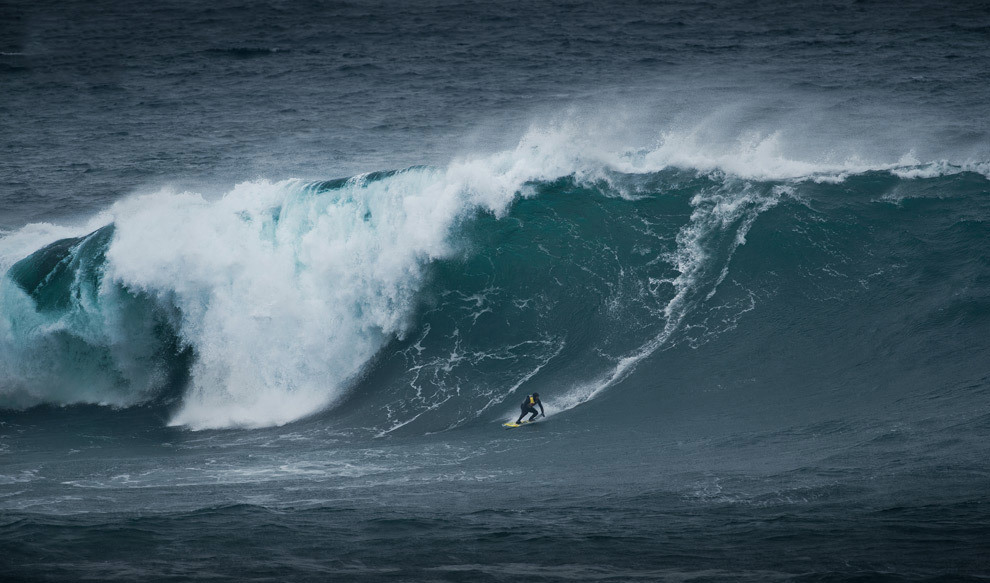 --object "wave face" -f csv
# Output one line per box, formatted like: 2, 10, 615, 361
2, 130, 989, 430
